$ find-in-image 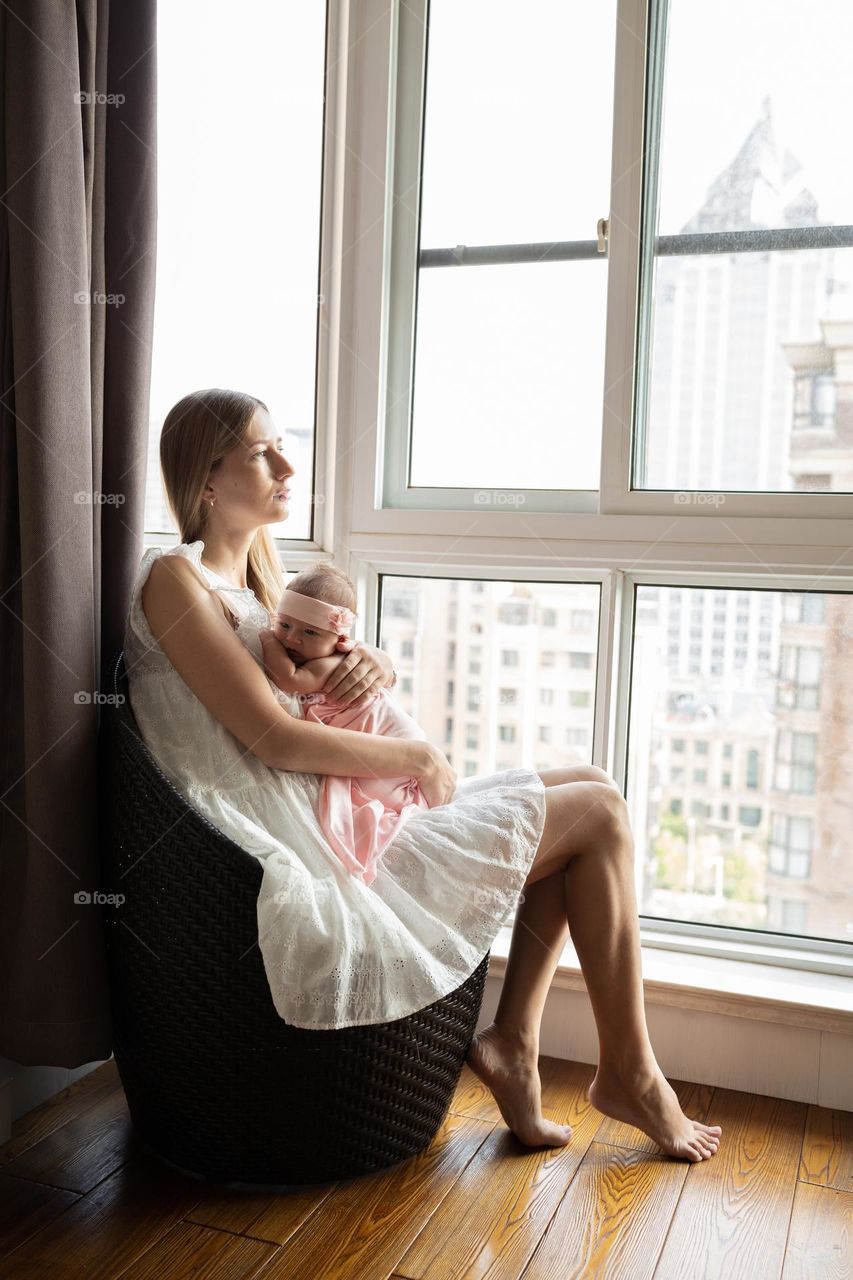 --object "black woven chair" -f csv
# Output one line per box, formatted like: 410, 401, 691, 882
97, 649, 490, 1189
